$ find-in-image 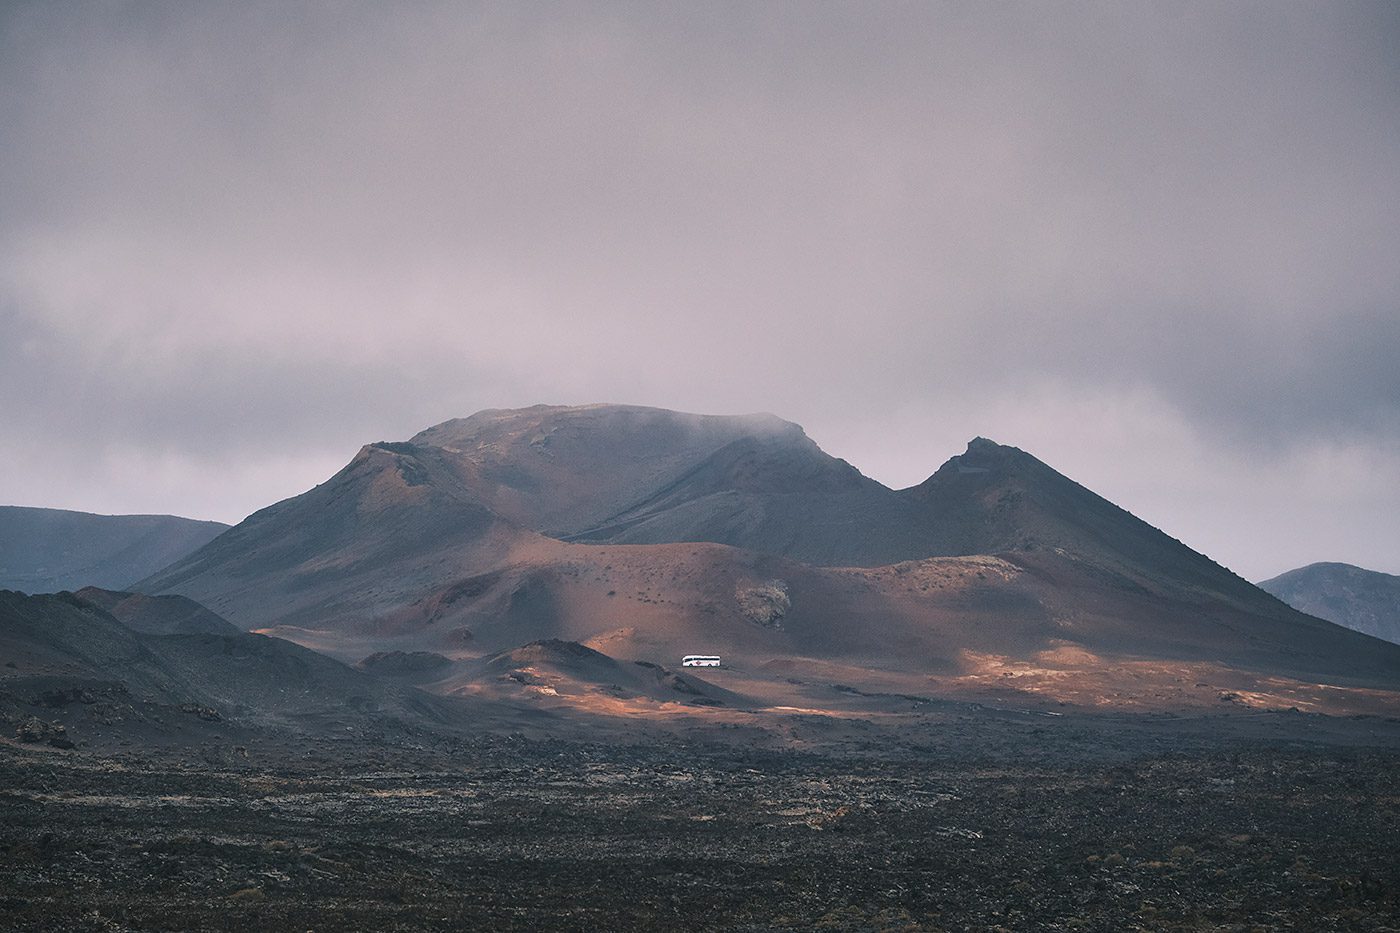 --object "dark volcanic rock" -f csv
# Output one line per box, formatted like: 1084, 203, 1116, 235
357, 651, 453, 677
1, 727, 1398, 931
16, 716, 72, 748
178, 703, 221, 722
